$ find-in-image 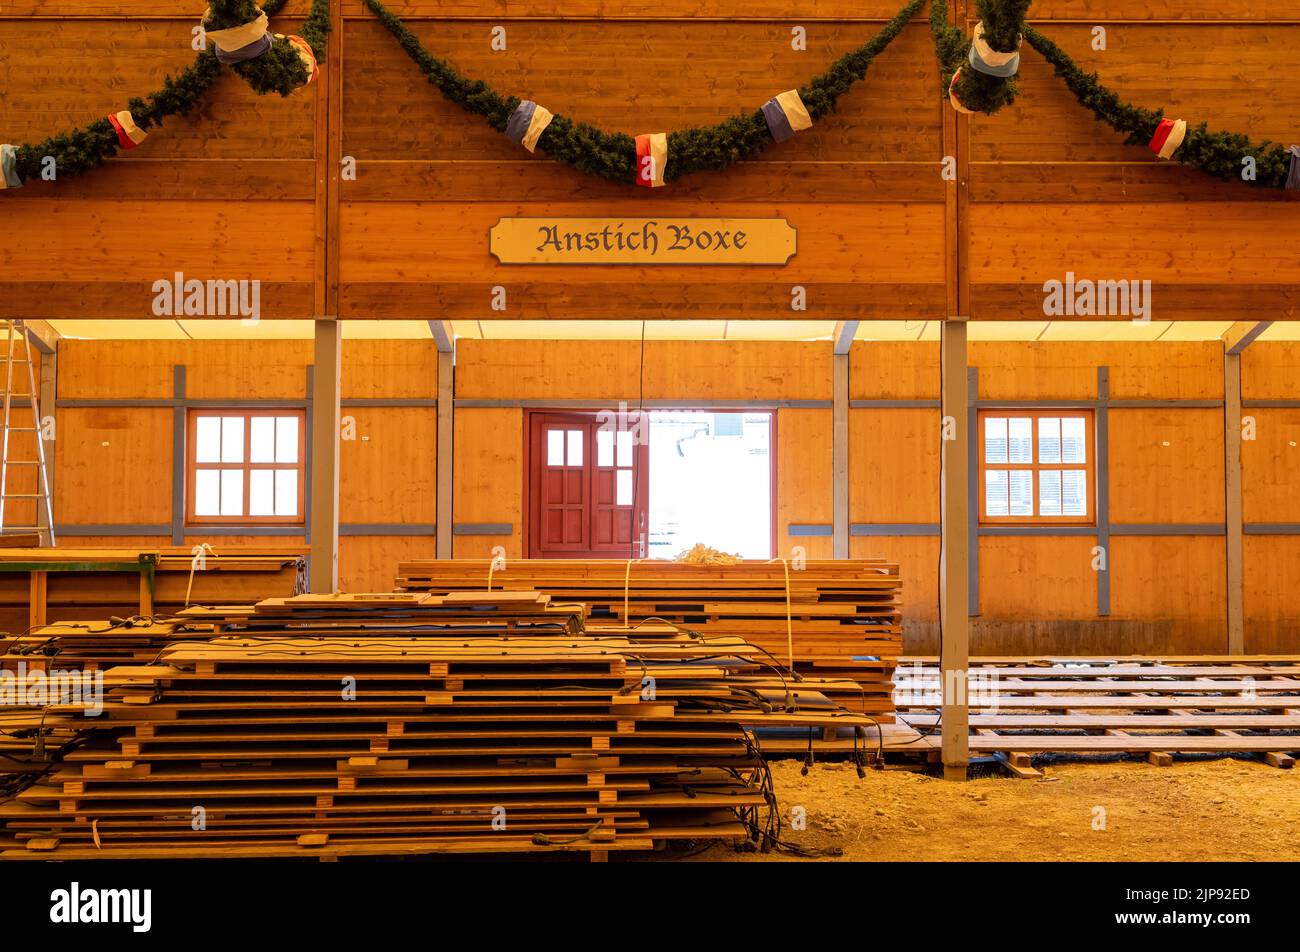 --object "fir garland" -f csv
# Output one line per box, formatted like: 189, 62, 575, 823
930, 0, 1030, 114
1023, 26, 1292, 190
204, 0, 331, 97
362, 0, 925, 186
9, 0, 329, 185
